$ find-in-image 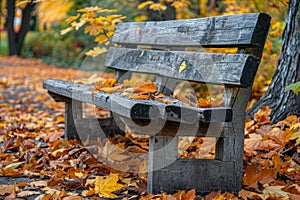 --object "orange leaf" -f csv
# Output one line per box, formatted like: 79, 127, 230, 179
182, 189, 196, 200
133, 81, 157, 94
